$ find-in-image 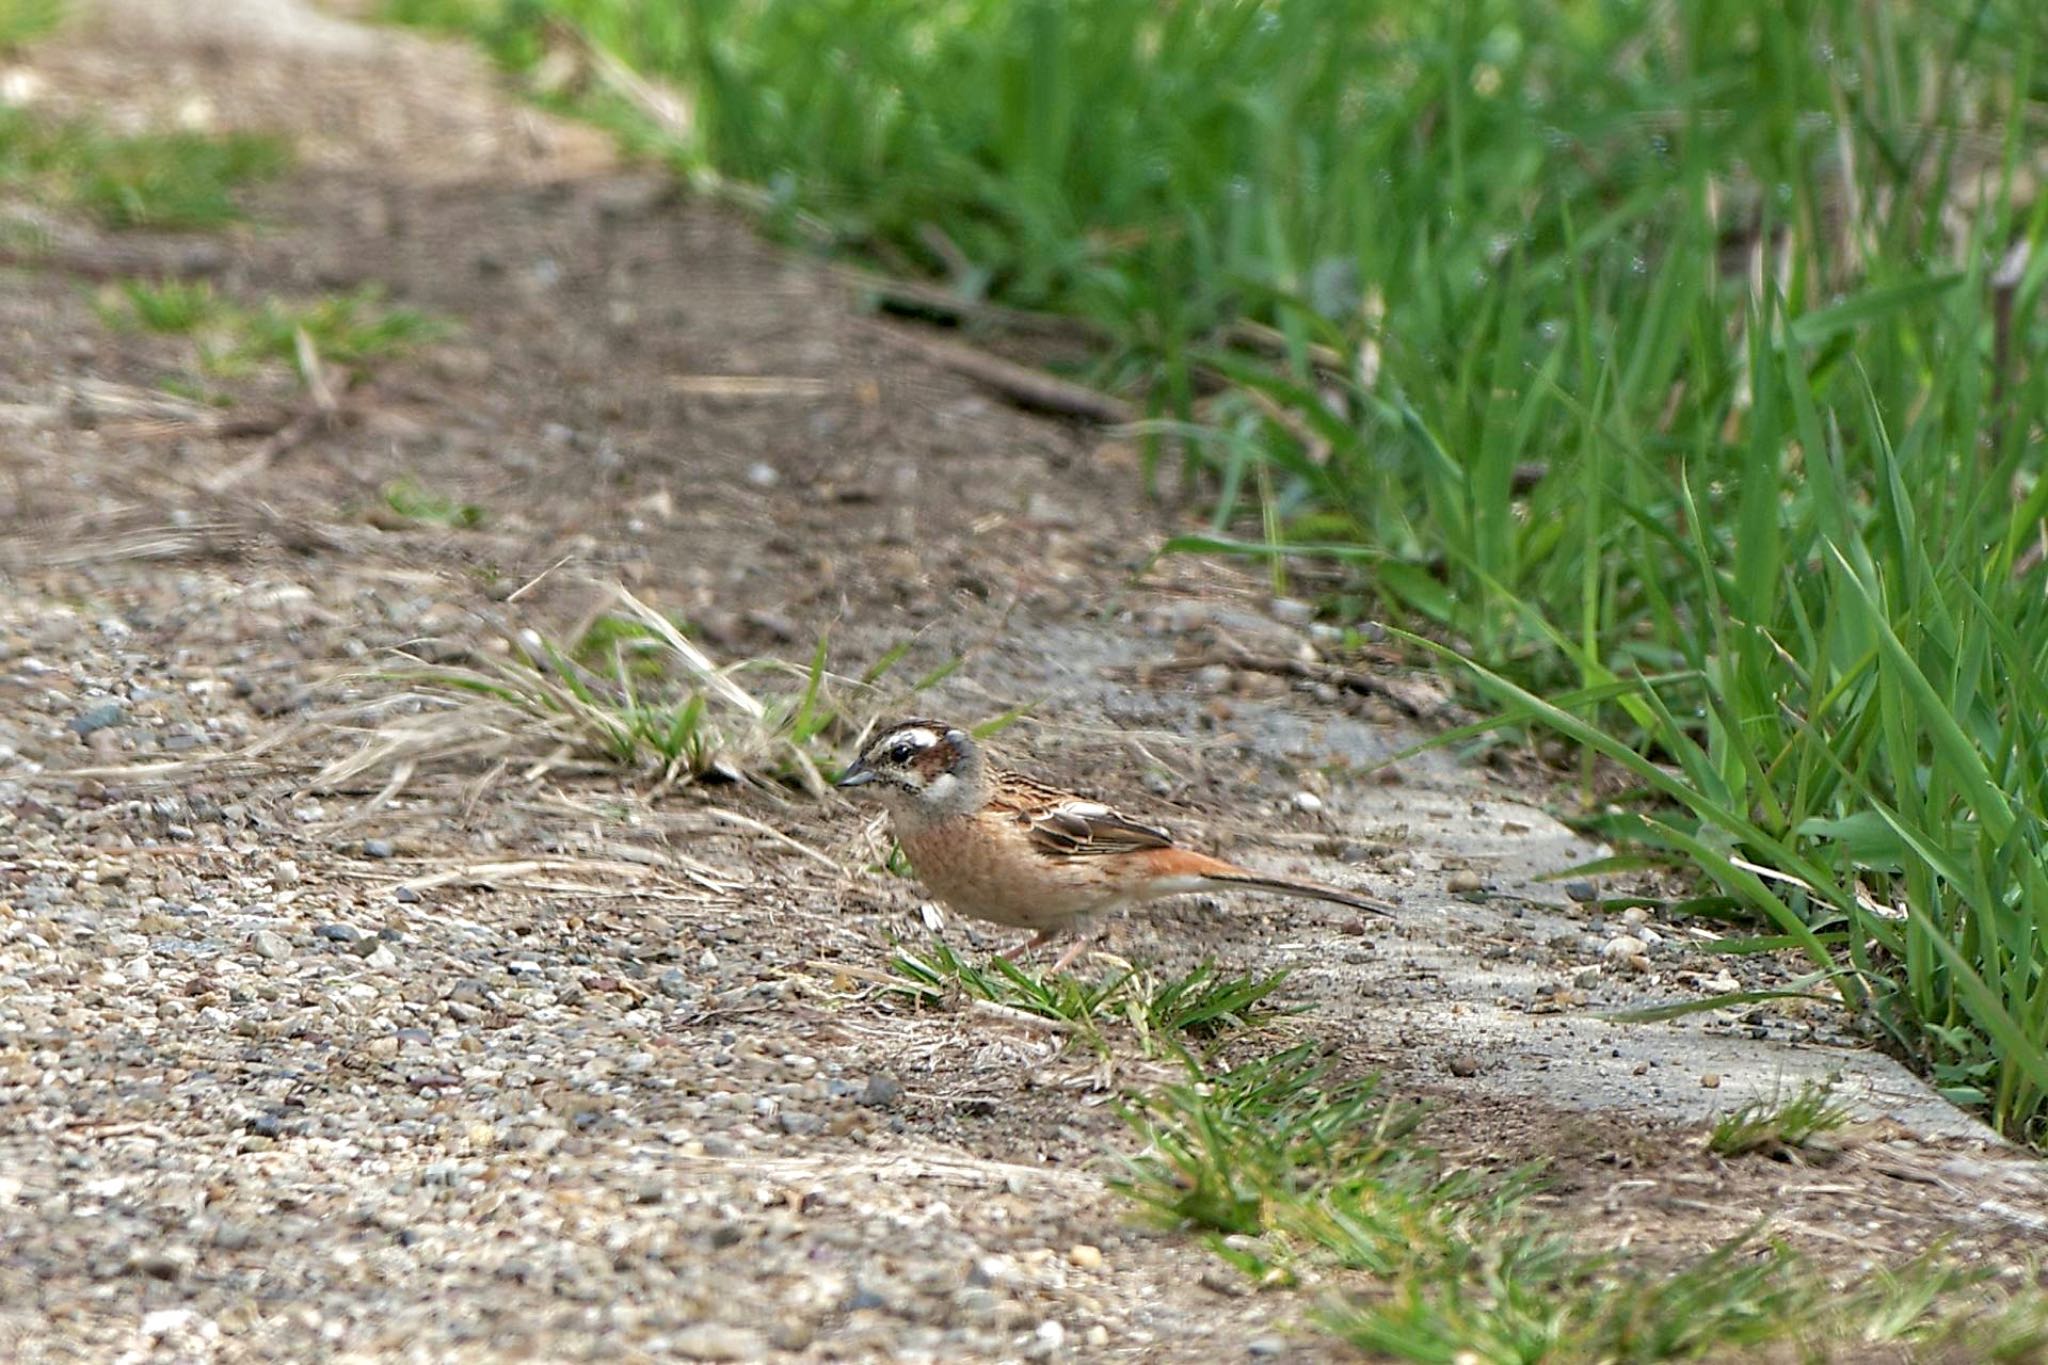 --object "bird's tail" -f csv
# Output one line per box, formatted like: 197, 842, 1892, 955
1144, 847, 1397, 918
1206, 869, 1398, 918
